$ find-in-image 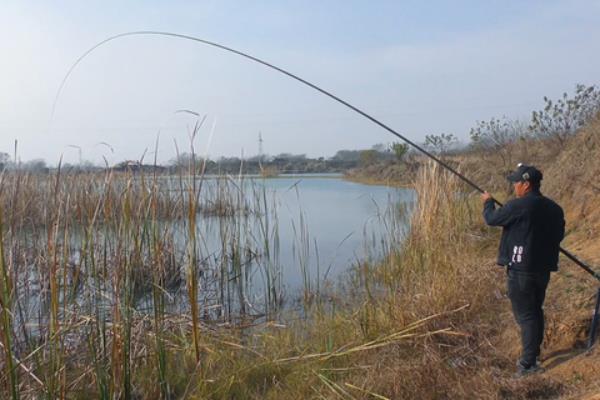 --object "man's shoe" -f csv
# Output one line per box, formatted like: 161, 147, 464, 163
514, 359, 545, 378
516, 358, 542, 368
